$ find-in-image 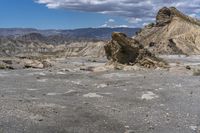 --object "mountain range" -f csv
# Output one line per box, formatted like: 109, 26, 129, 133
0, 27, 139, 41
